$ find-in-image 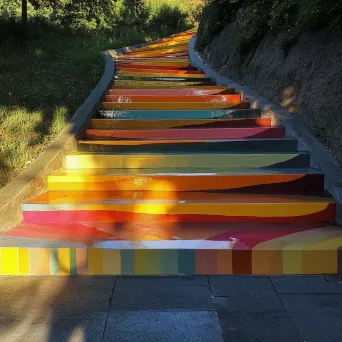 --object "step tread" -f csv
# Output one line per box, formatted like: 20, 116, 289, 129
78, 138, 296, 145
67, 151, 308, 156
97, 109, 261, 119
90, 118, 271, 129
49, 167, 322, 177
1, 222, 341, 275
24, 191, 334, 205
1, 222, 338, 247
